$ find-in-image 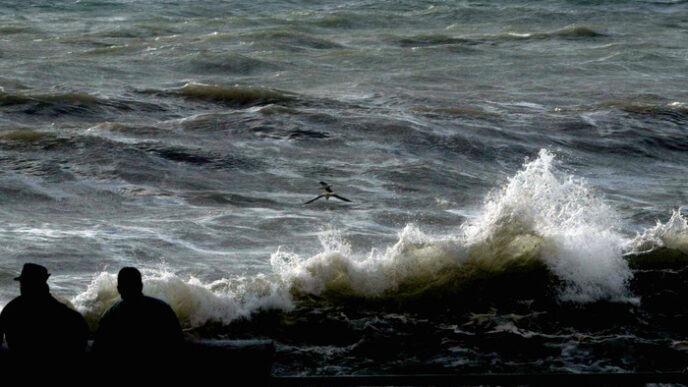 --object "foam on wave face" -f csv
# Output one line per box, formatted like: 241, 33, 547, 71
73, 269, 292, 329
464, 150, 631, 302
272, 225, 467, 298
628, 210, 688, 254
